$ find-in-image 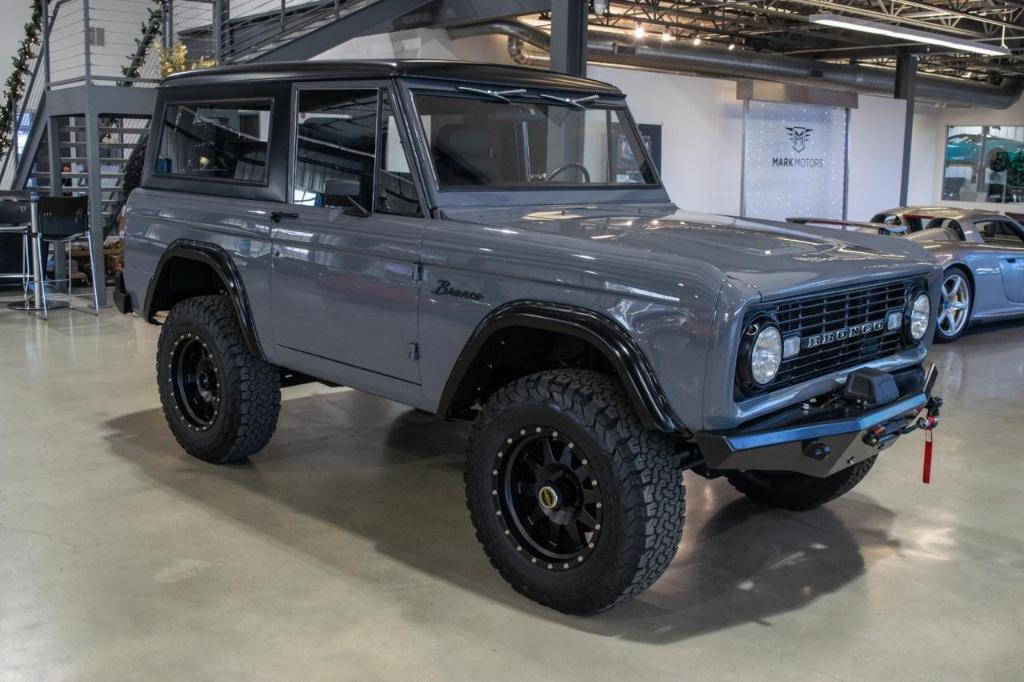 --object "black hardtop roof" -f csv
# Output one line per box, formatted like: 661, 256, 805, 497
161, 59, 623, 95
